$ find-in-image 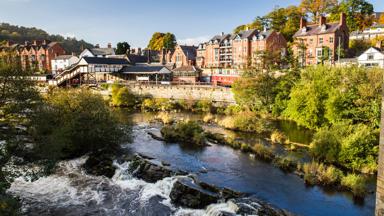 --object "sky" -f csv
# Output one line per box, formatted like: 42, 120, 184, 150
0, 0, 384, 48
